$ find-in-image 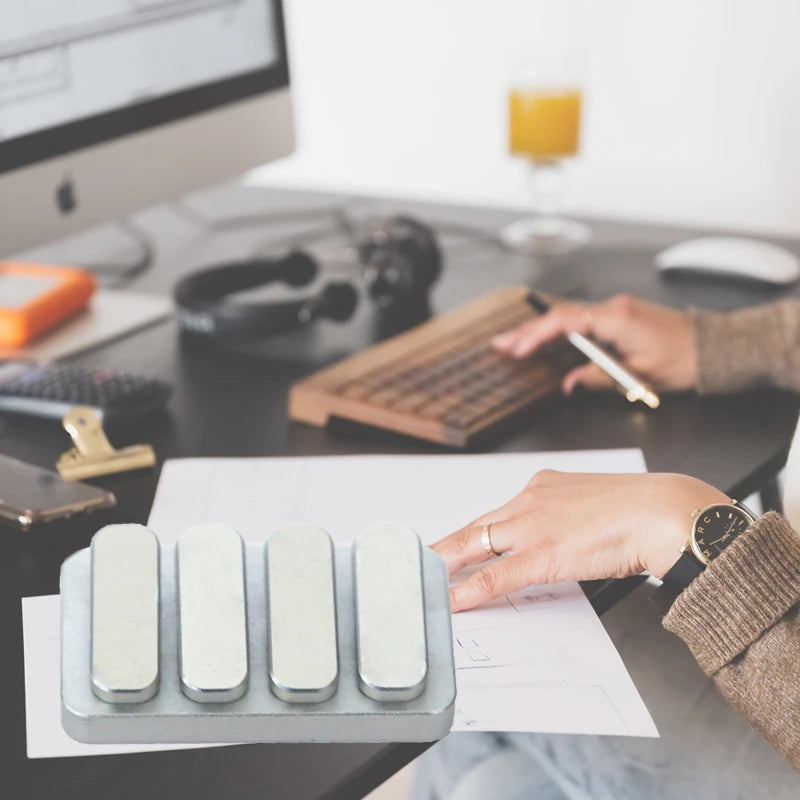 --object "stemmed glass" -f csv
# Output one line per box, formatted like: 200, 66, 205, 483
502, 47, 590, 255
